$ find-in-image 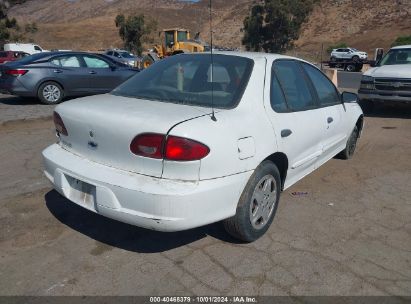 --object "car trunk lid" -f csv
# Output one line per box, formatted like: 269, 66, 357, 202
55, 94, 211, 177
